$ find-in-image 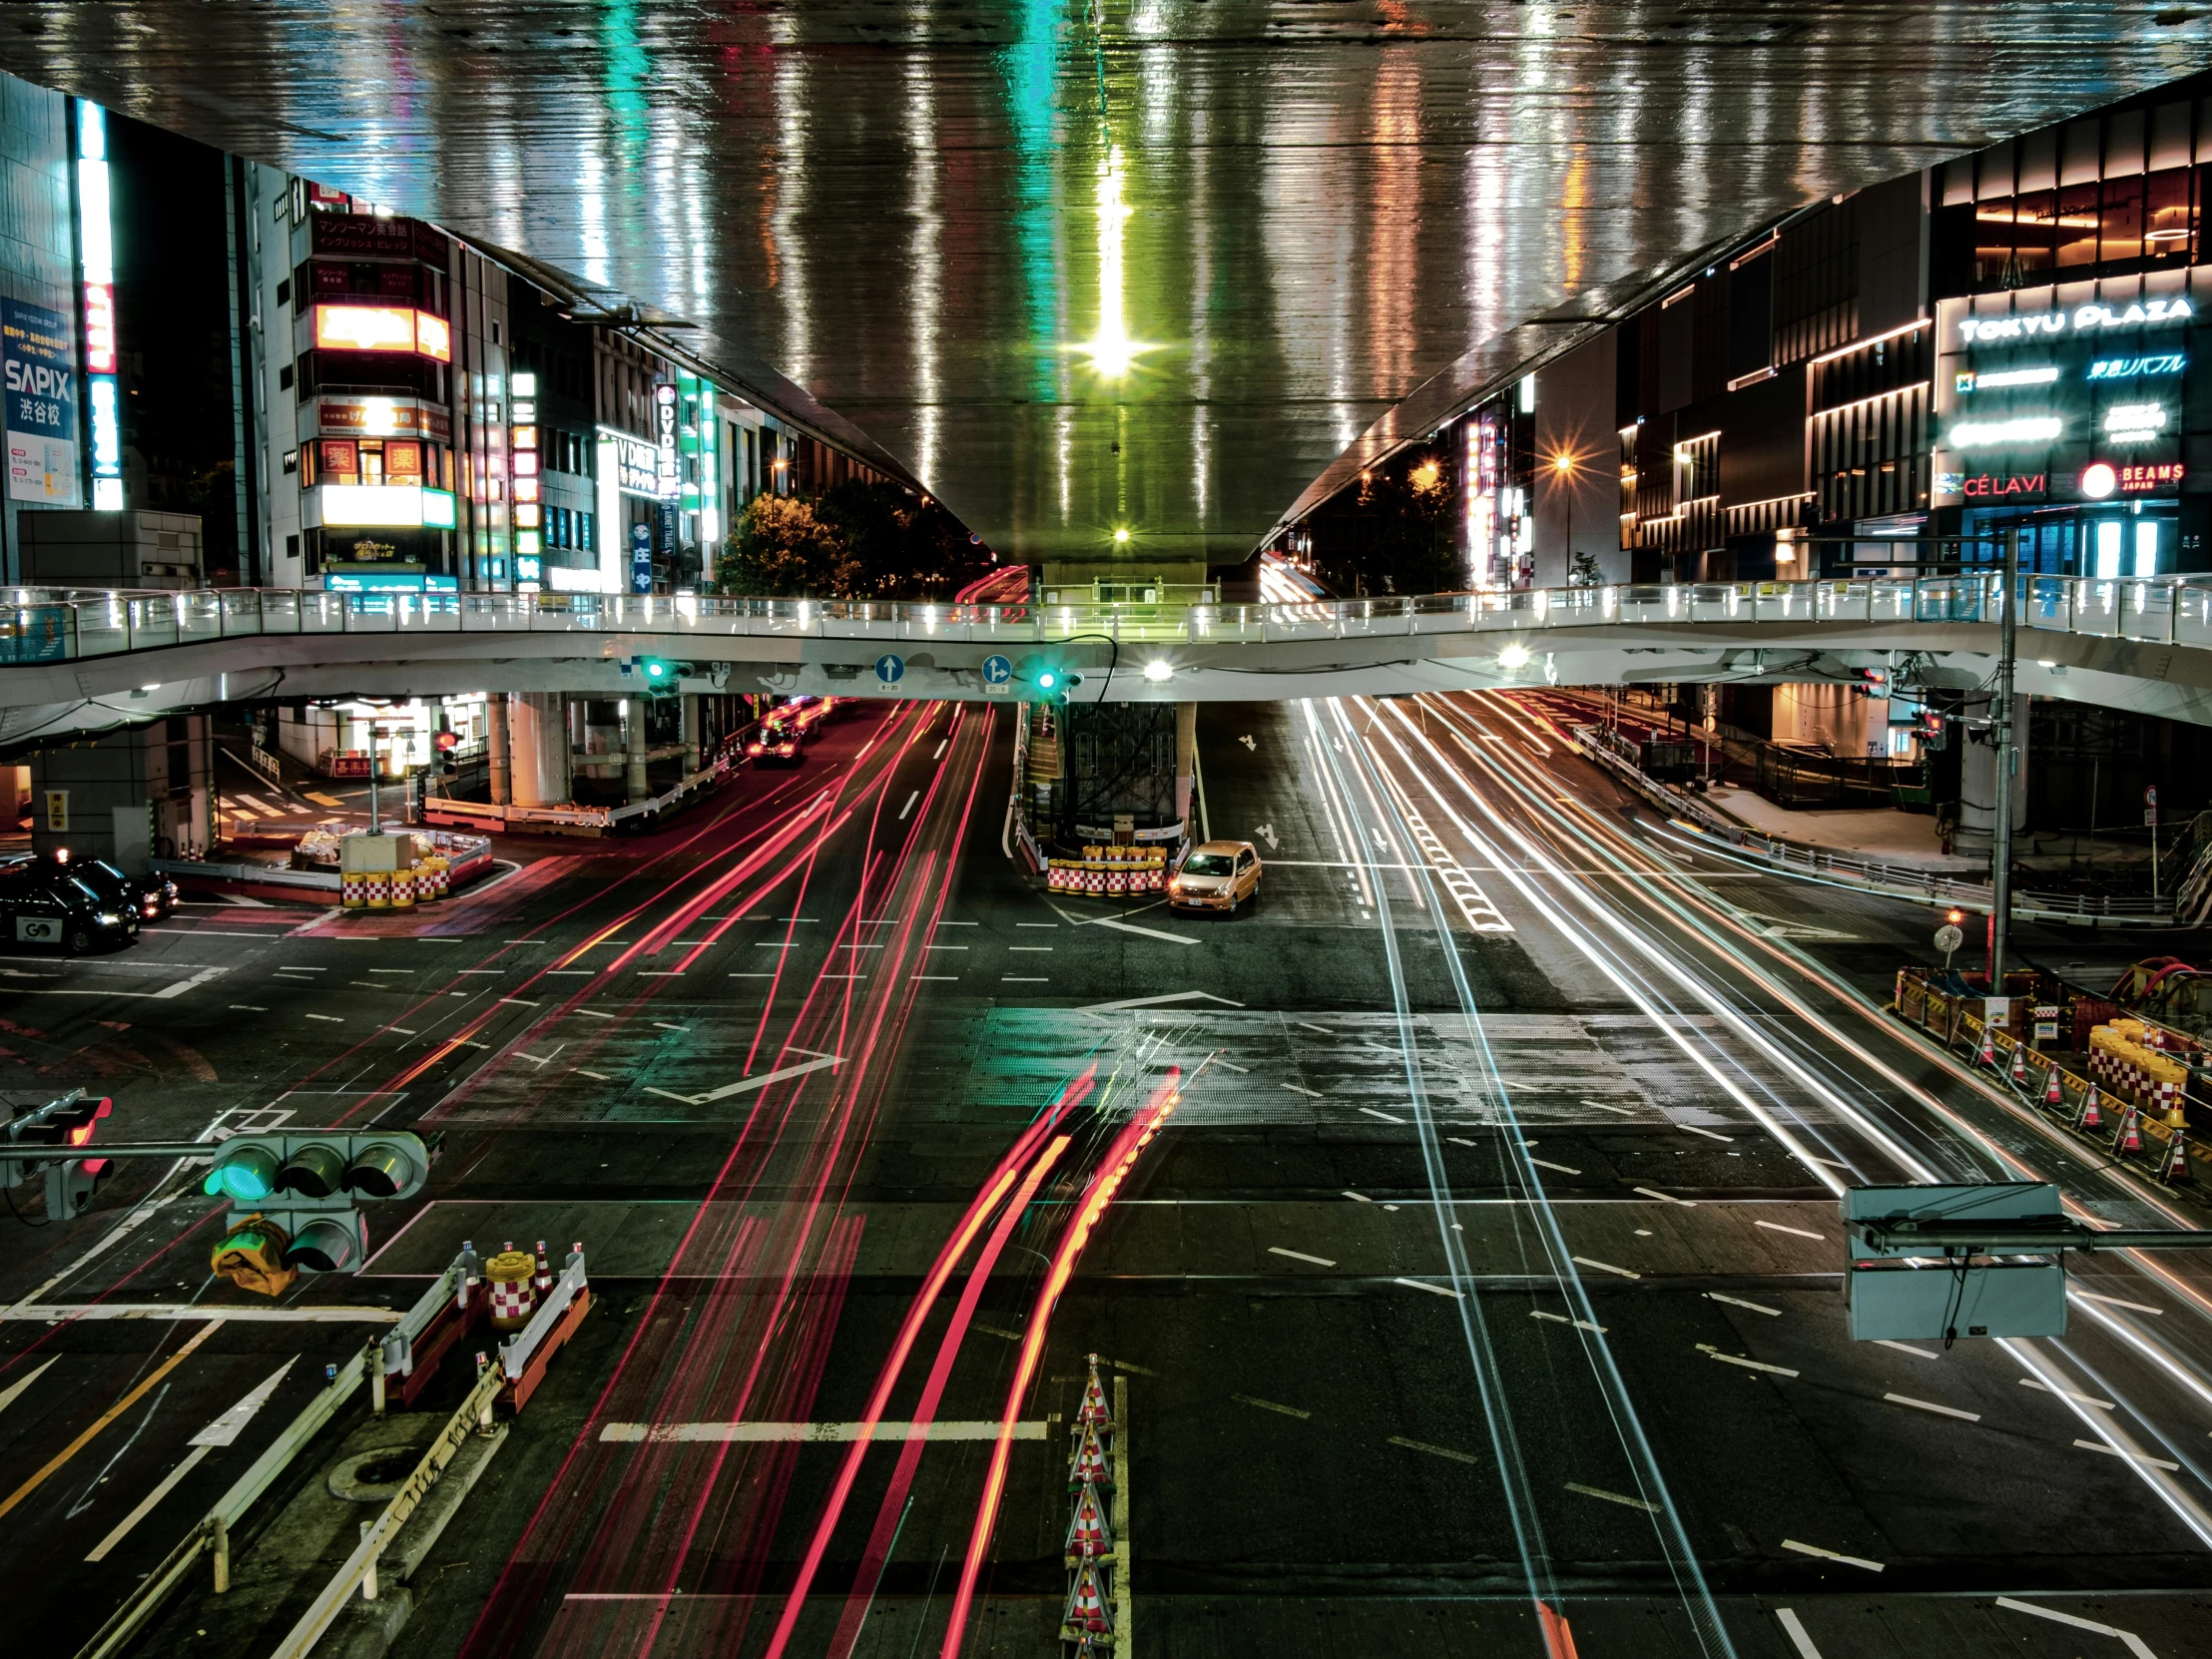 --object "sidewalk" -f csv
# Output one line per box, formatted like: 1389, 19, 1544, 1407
1700, 786, 1982, 871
